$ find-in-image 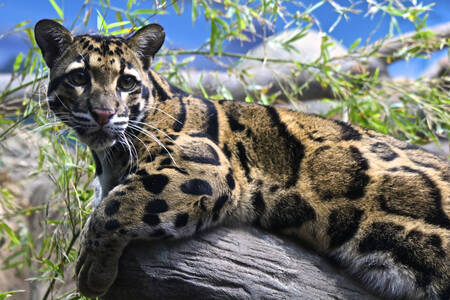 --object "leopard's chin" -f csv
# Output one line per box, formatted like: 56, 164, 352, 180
87, 137, 117, 151
77, 130, 118, 151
